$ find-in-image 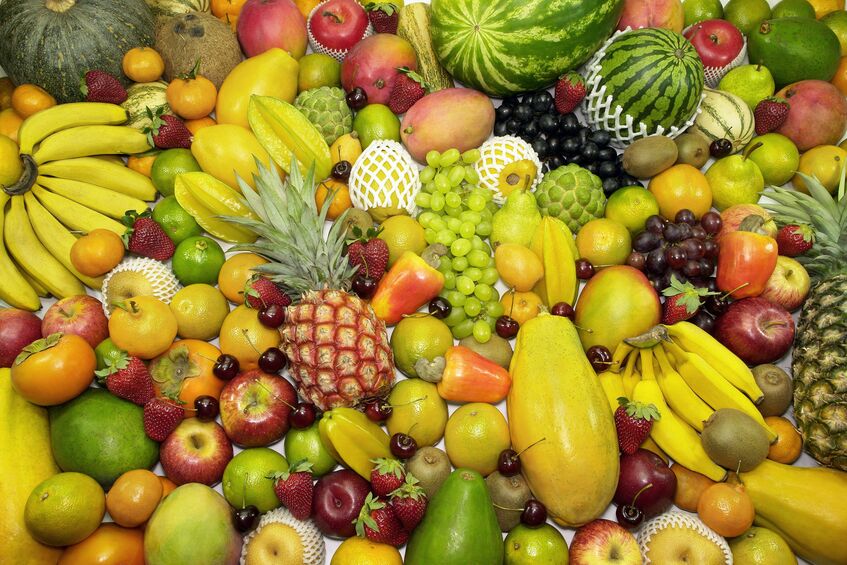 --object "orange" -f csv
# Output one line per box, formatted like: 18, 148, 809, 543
167, 70, 218, 120
316, 178, 353, 220
150, 339, 227, 417
809, 0, 844, 17
697, 481, 755, 537
58, 524, 145, 565
575, 218, 632, 267
185, 116, 217, 135
108, 296, 178, 359
0, 108, 23, 142
444, 402, 511, 476
127, 153, 158, 178
832, 56, 847, 95
11, 83, 56, 119
648, 163, 713, 219
211, 0, 248, 30
159, 476, 177, 499
671, 463, 716, 512
106, 469, 163, 527
219, 305, 282, 371
500, 290, 544, 325
218, 252, 270, 304
765, 416, 803, 464
70, 229, 125, 277
122, 47, 165, 83
0, 77, 14, 110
